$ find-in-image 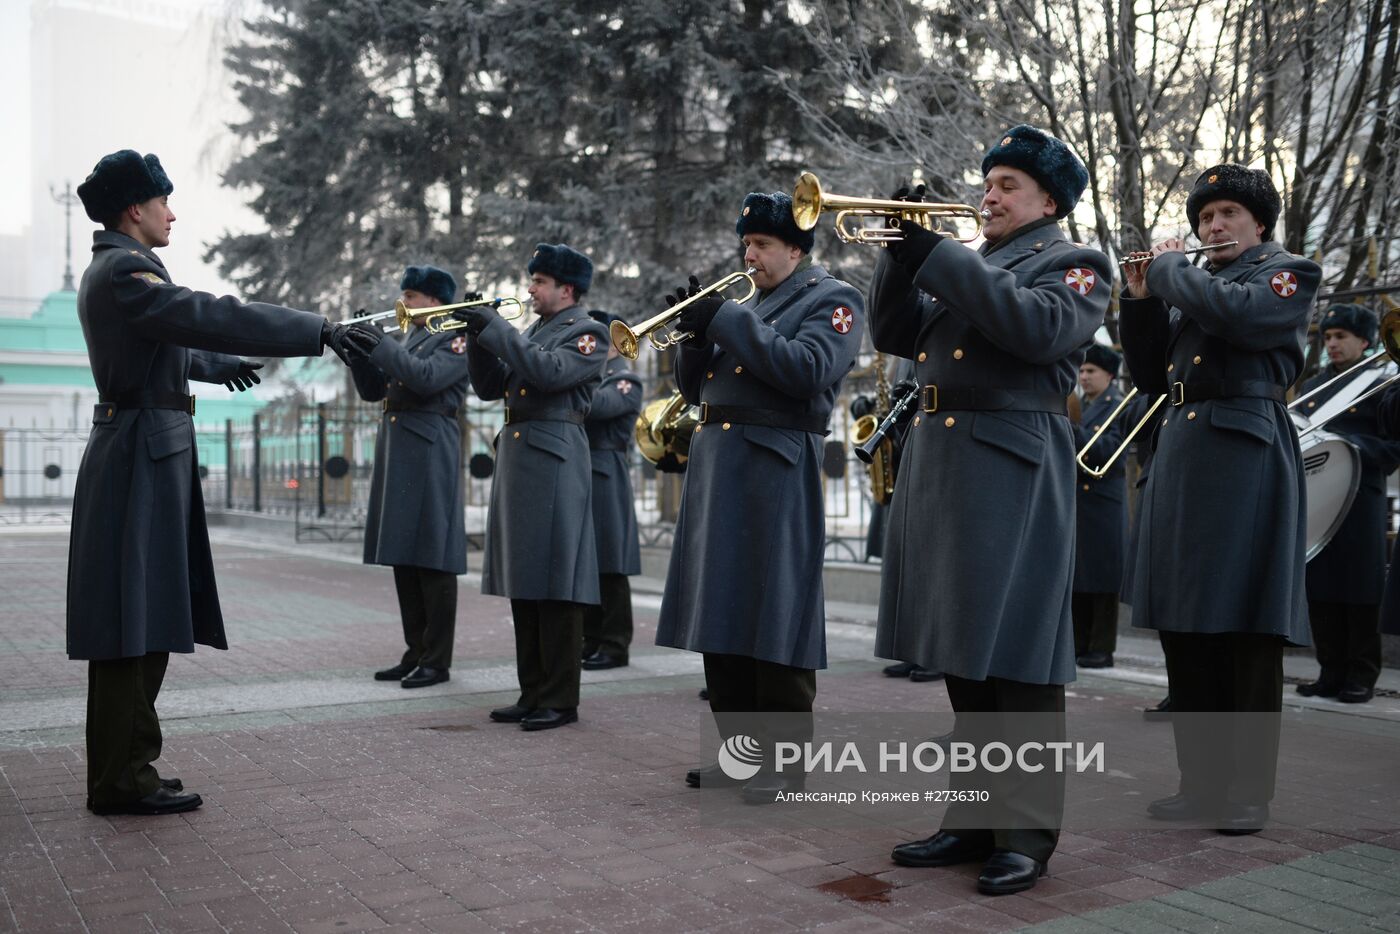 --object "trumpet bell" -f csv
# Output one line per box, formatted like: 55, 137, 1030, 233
611, 320, 642, 360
